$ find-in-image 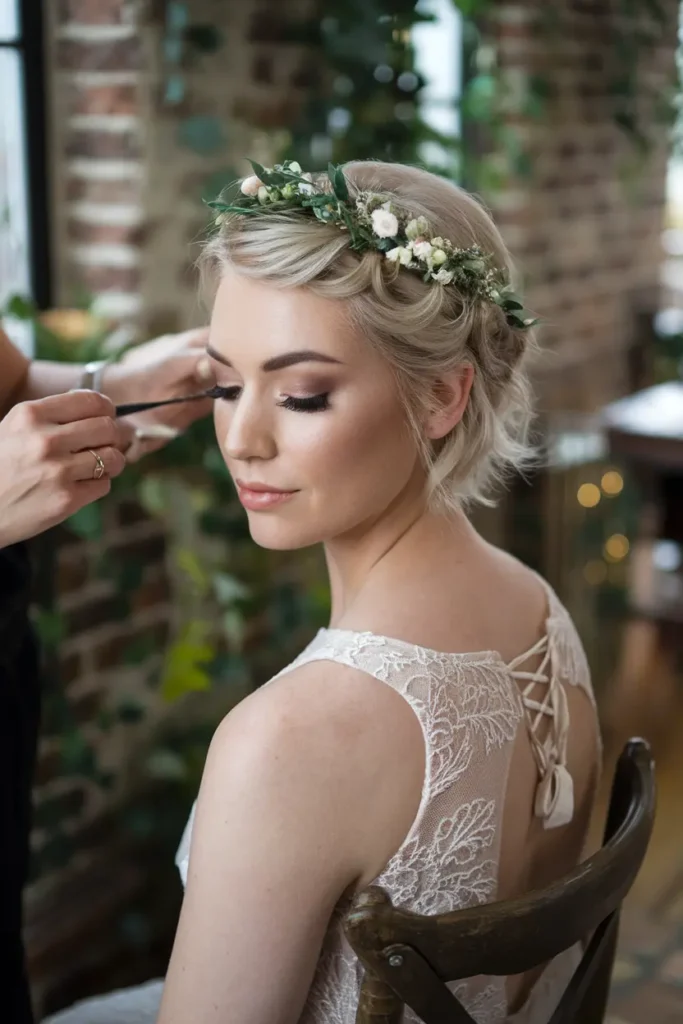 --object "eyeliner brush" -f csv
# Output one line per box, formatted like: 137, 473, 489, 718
115, 391, 214, 417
